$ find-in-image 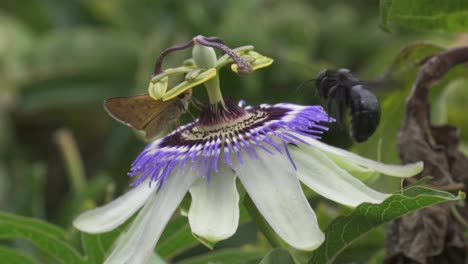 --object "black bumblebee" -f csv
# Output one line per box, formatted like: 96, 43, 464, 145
315, 69, 381, 143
